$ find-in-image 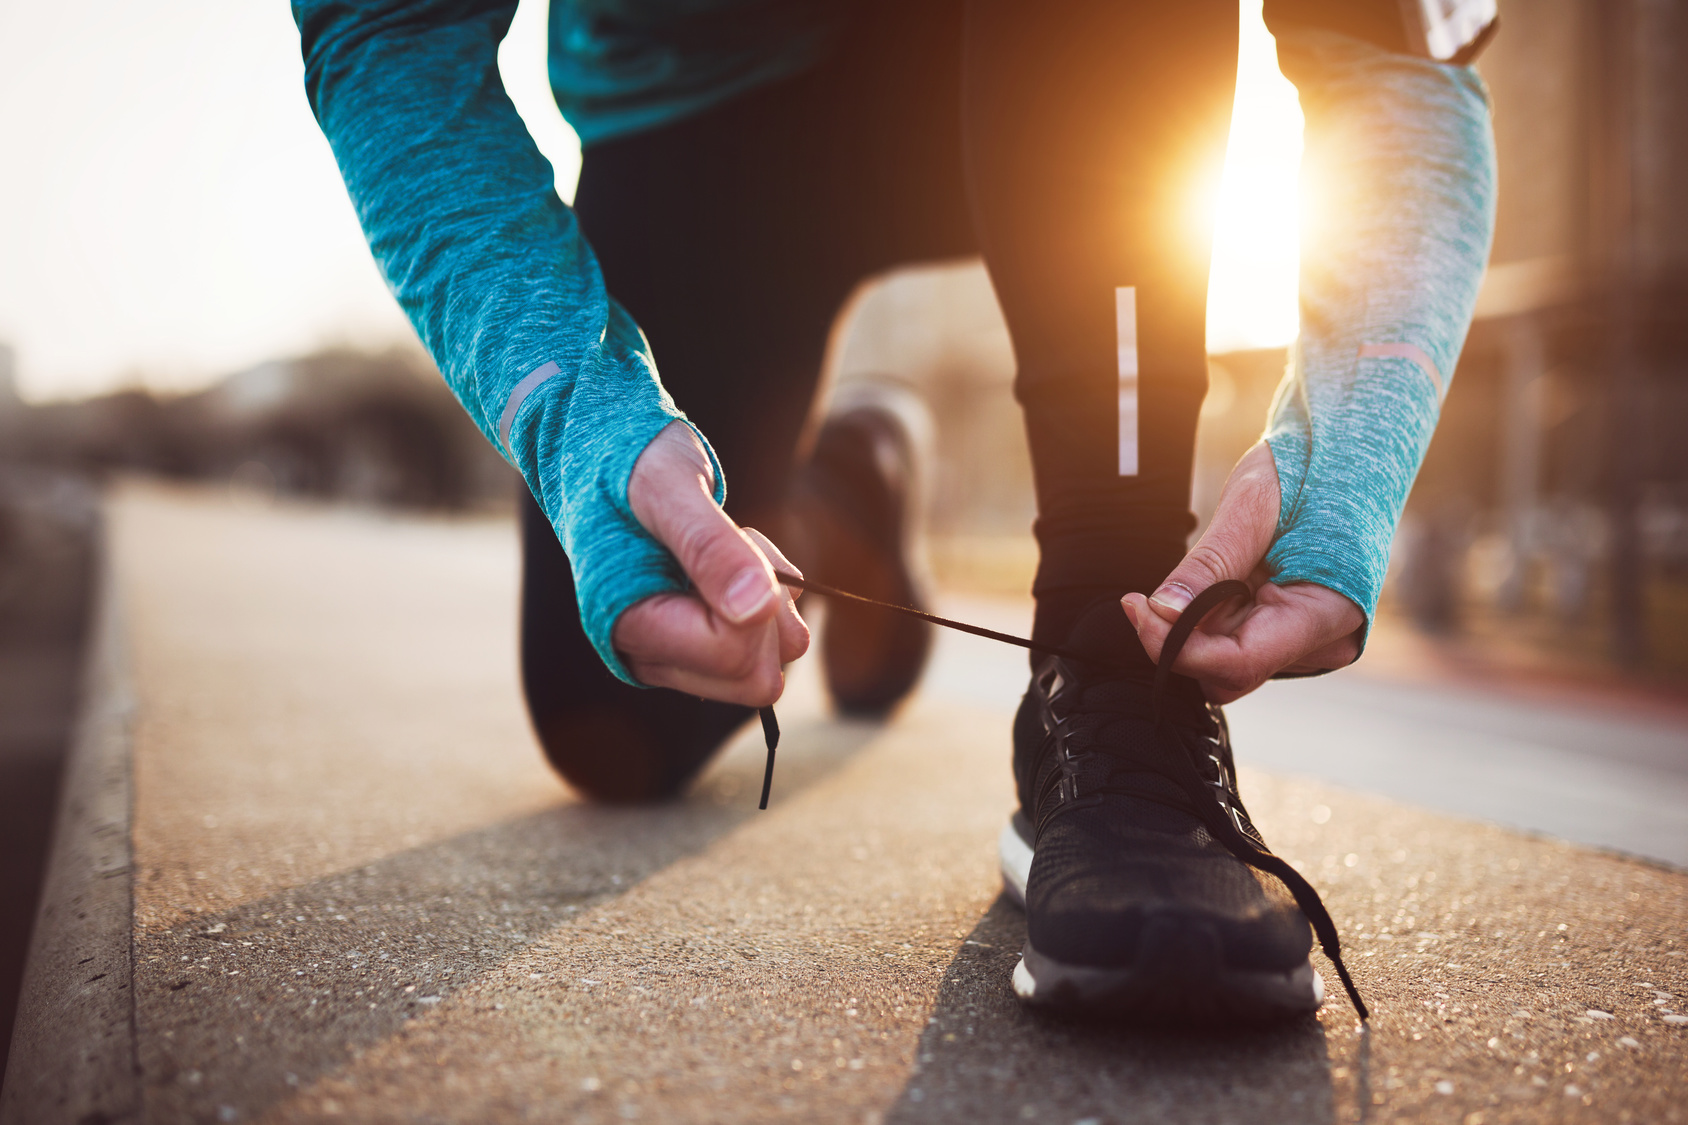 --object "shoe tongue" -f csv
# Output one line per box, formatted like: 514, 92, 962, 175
1061, 597, 1157, 676
1057, 601, 1216, 836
